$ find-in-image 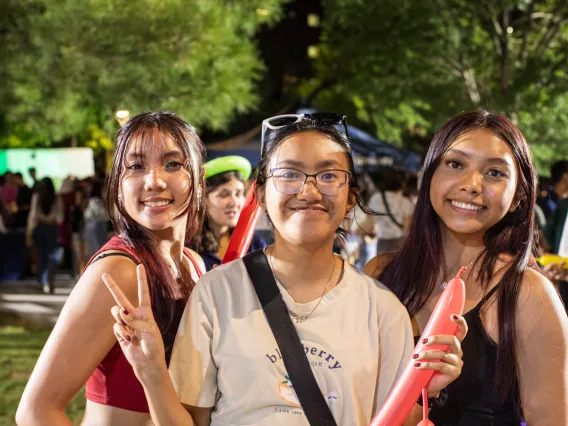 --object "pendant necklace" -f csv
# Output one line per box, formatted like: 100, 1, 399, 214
440, 258, 476, 289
